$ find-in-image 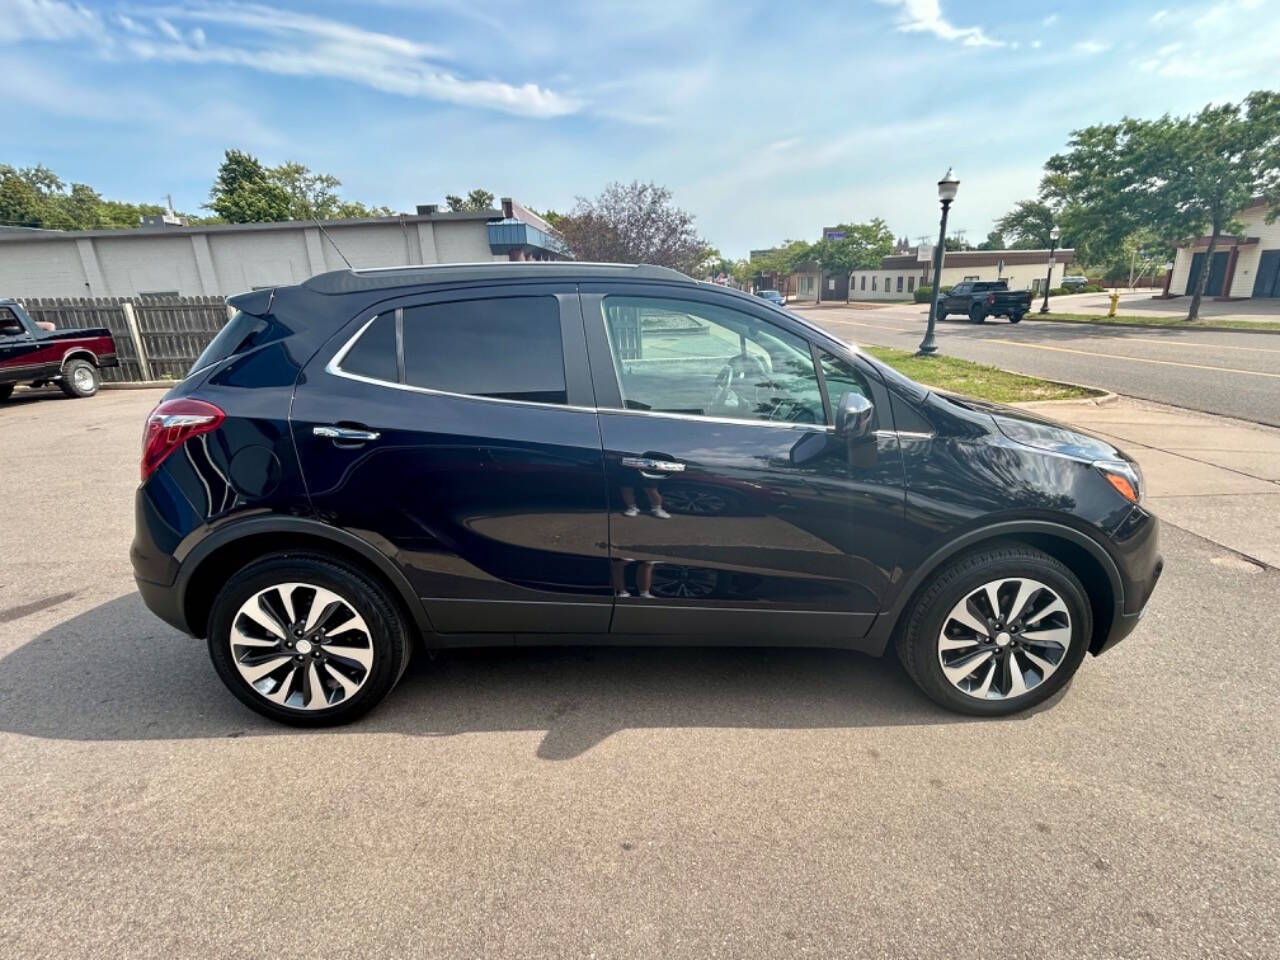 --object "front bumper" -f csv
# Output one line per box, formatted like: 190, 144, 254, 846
1093, 507, 1163, 655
